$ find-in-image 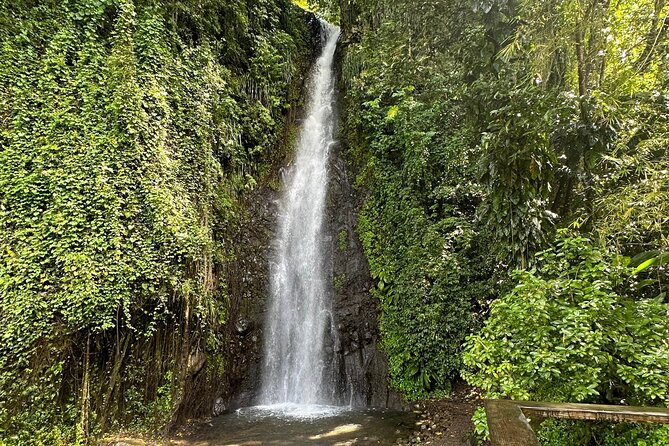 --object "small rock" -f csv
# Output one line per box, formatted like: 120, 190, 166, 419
235, 317, 253, 336
212, 397, 226, 416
